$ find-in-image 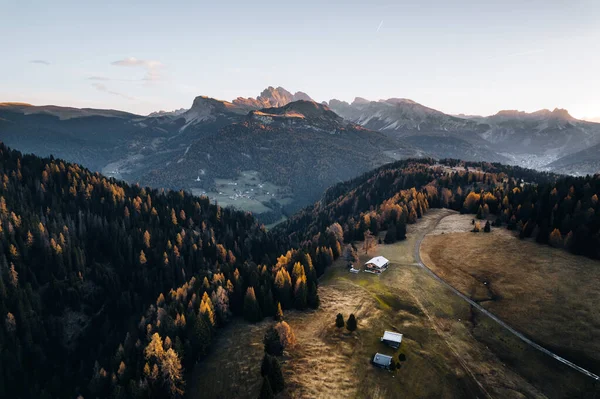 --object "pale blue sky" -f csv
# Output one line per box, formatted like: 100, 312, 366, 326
1, 0, 599, 119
